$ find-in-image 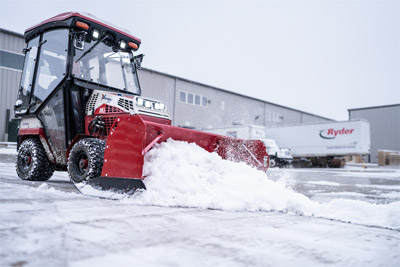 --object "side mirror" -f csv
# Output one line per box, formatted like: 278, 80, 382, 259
74, 33, 86, 50
14, 99, 22, 110
132, 54, 144, 69
22, 47, 31, 54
